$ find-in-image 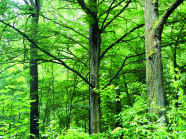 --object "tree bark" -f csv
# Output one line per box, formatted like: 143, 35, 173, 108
89, 15, 101, 135
88, 0, 101, 134
144, 0, 166, 123
143, 0, 183, 123
29, 0, 40, 138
